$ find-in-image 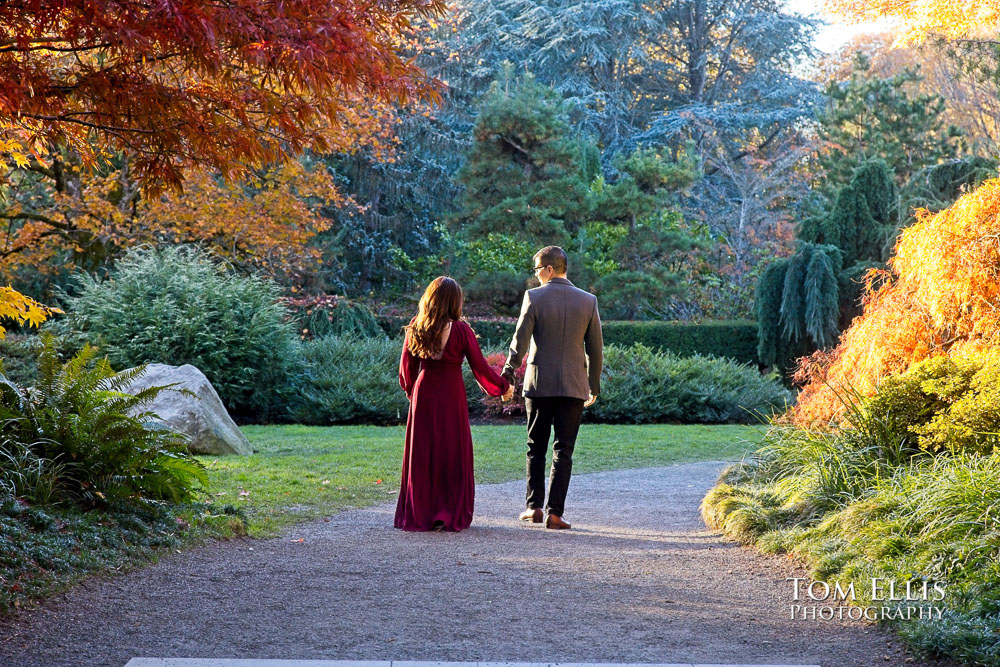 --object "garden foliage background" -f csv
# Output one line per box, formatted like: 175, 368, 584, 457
1, 0, 1000, 662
